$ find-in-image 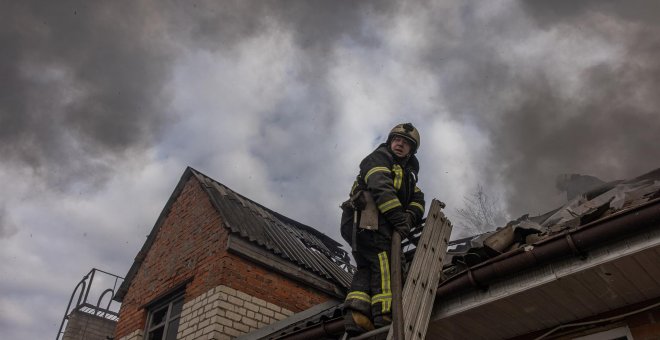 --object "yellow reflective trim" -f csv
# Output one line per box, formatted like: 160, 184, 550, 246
365, 166, 390, 183
409, 202, 424, 213
377, 252, 392, 313
371, 293, 392, 299
378, 198, 402, 213
414, 186, 421, 193
372, 293, 392, 312
346, 291, 371, 303
350, 180, 358, 195
392, 164, 403, 190
371, 293, 392, 303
